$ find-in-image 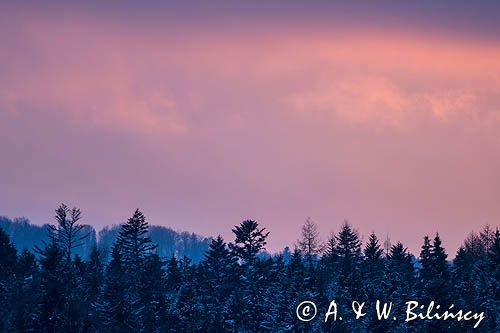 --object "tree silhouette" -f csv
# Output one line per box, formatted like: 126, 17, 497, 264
298, 217, 322, 273
229, 220, 269, 265
0, 210, 499, 332
48, 204, 89, 263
